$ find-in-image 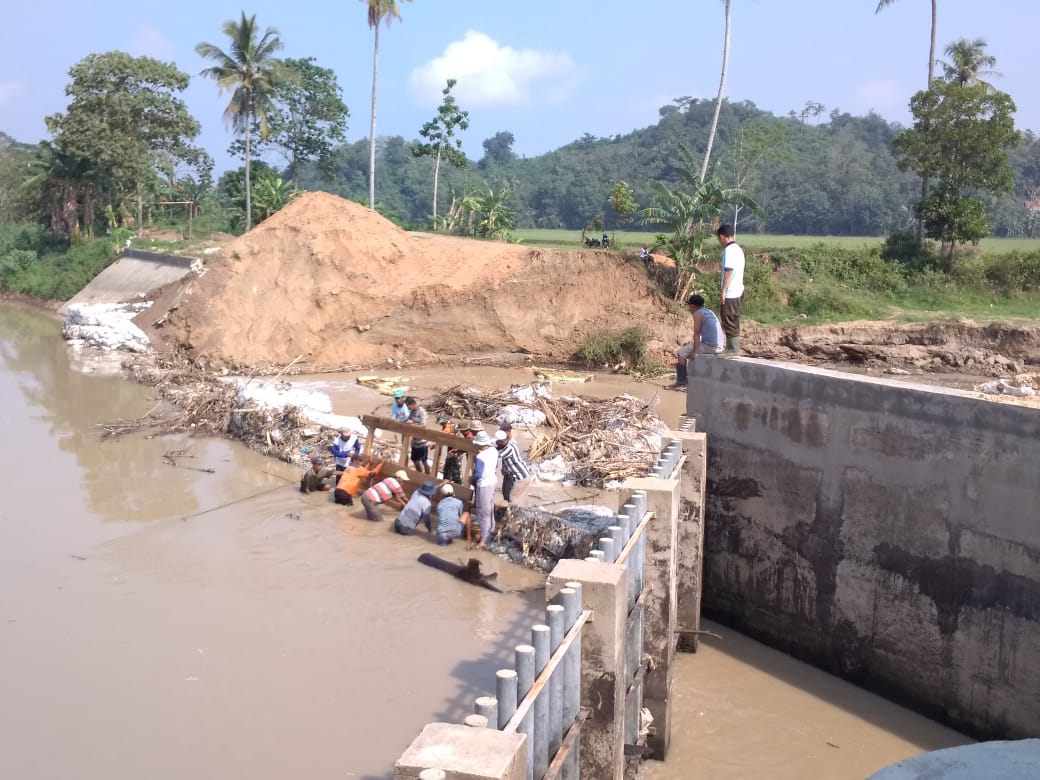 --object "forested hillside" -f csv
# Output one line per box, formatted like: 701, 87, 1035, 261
299, 97, 1040, 237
